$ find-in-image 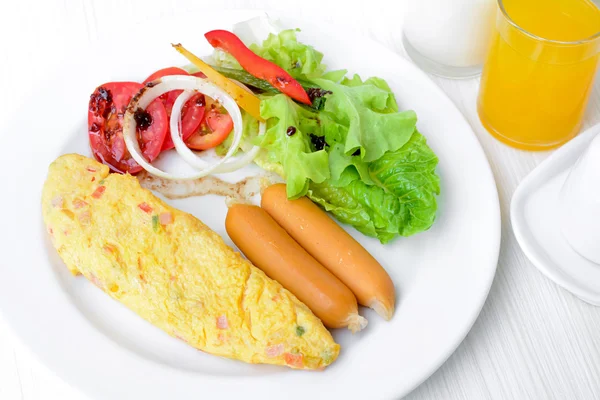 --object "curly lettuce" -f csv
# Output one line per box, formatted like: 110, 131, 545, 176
256, 94, 329, 198
250, 29, 327, 80
308, 131, 440, 243
315, 76, 417, 163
